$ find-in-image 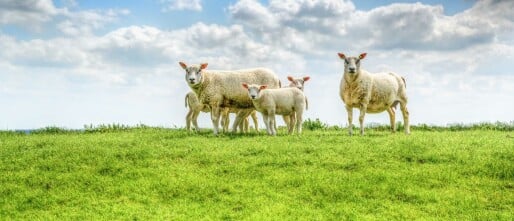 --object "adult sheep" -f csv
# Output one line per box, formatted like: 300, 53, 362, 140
338, 52, 410, 135
179, 62, 280, 135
